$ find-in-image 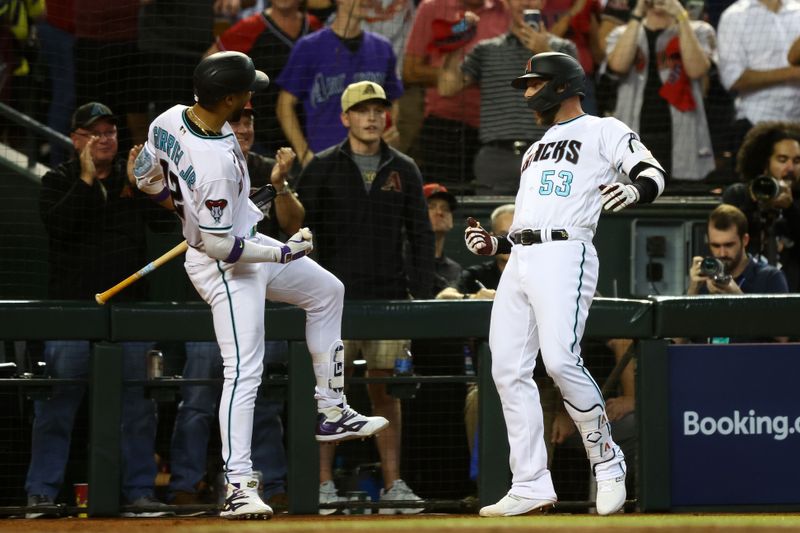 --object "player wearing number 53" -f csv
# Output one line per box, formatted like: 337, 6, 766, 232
465, 52, 668, 517
133, 52, 389, 520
